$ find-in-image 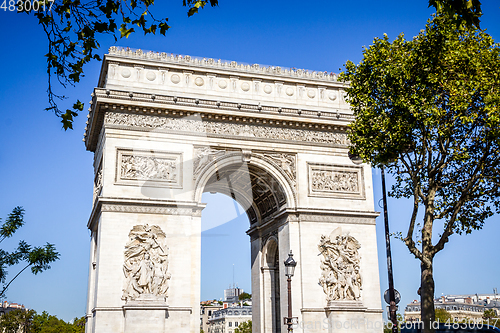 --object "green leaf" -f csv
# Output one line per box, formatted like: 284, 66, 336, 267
119, 24, 134, 38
